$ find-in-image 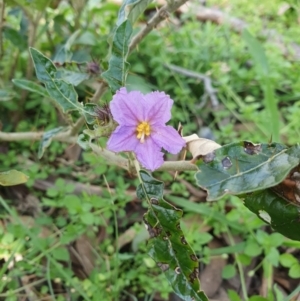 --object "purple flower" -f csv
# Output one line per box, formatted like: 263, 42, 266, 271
107, 88, 186, 171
